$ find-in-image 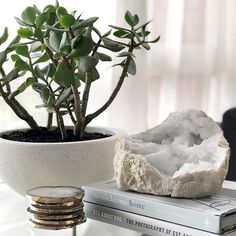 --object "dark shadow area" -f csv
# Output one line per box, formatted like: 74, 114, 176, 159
222, 108, 236, 181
